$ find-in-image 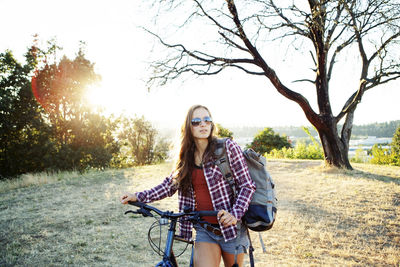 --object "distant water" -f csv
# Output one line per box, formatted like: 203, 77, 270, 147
234, 136, 393, 156
349, 136, 392, 146
235, 137, 253, 148
348, 136, 392, 155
